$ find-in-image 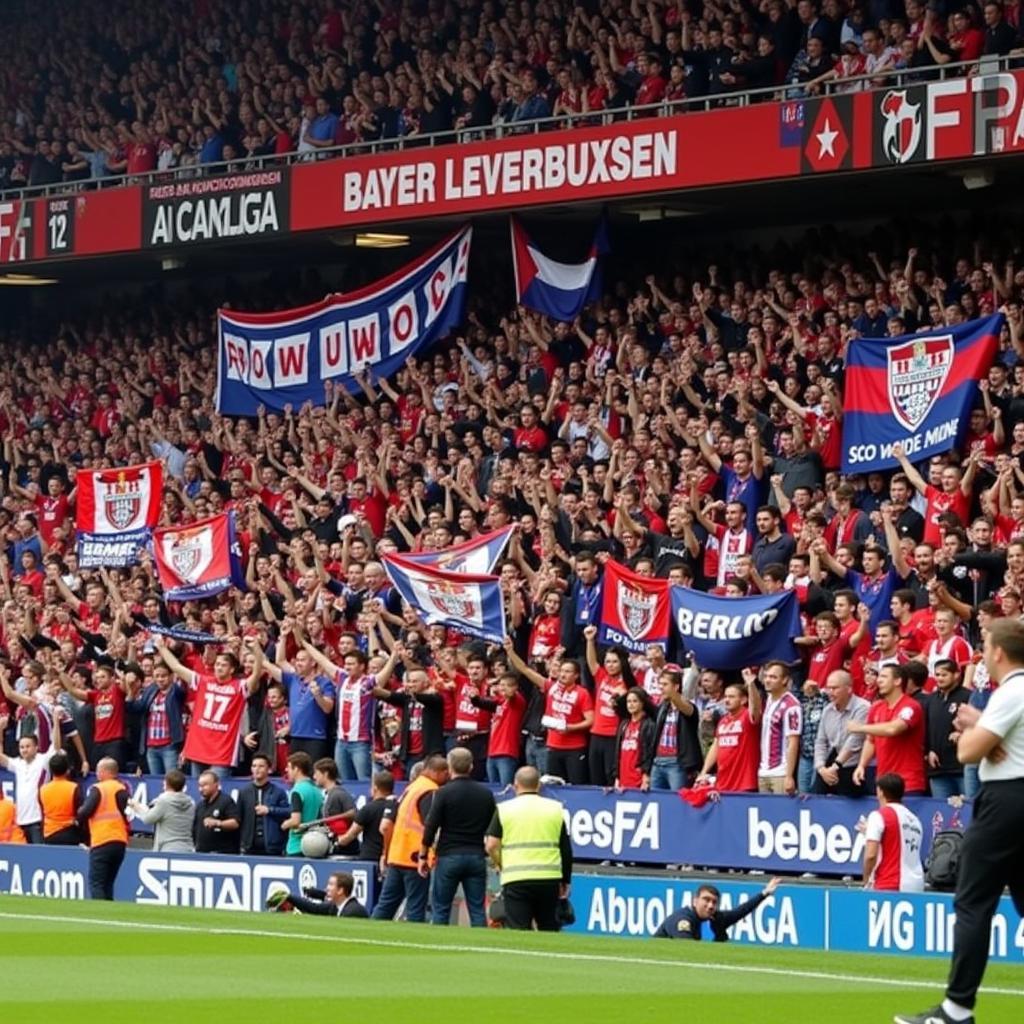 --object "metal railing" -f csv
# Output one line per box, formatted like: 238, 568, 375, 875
1, 54, 1017, 203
